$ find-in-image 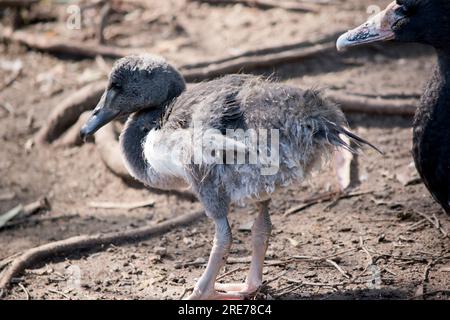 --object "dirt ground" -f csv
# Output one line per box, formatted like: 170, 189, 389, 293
0, 0, 449, 300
